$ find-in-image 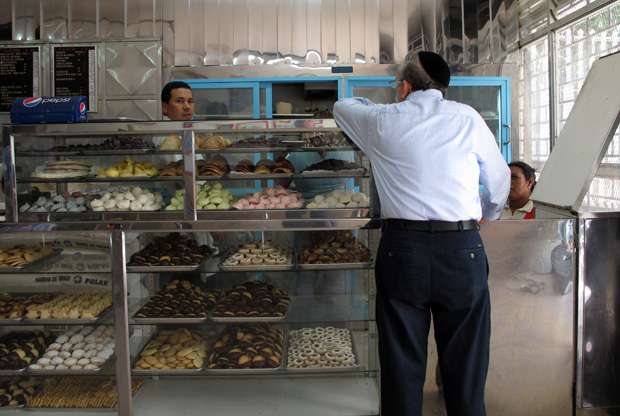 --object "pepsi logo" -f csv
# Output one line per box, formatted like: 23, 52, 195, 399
23, 97, 43, 108
79, 102, 86, 113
